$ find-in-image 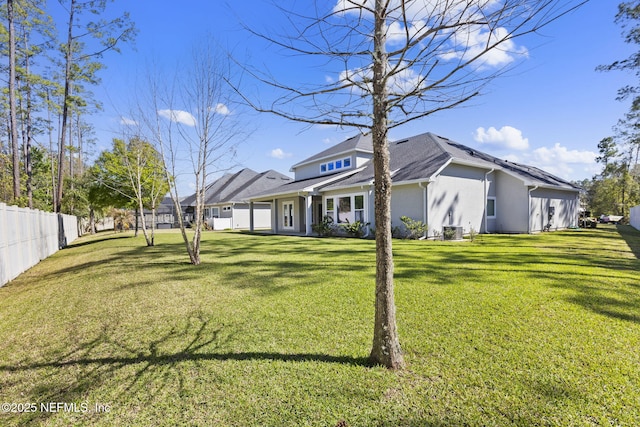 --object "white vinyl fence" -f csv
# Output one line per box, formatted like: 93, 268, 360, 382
631, 205, 640, 231
0, 203, 79, 287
